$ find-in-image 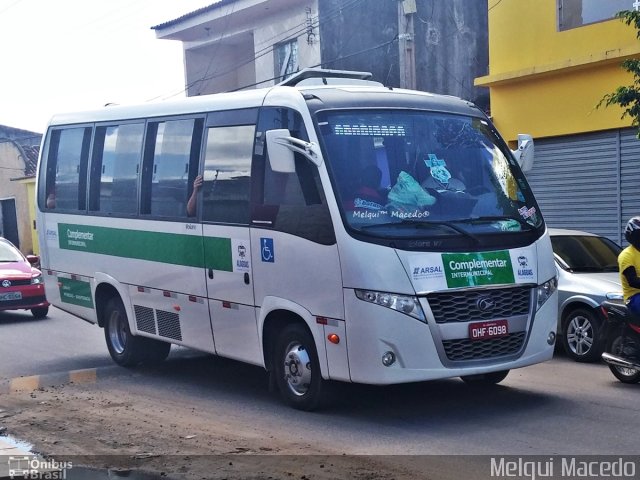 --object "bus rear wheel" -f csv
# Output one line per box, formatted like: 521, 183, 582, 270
274, 324, 324, 411
103, 297, 170, 367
